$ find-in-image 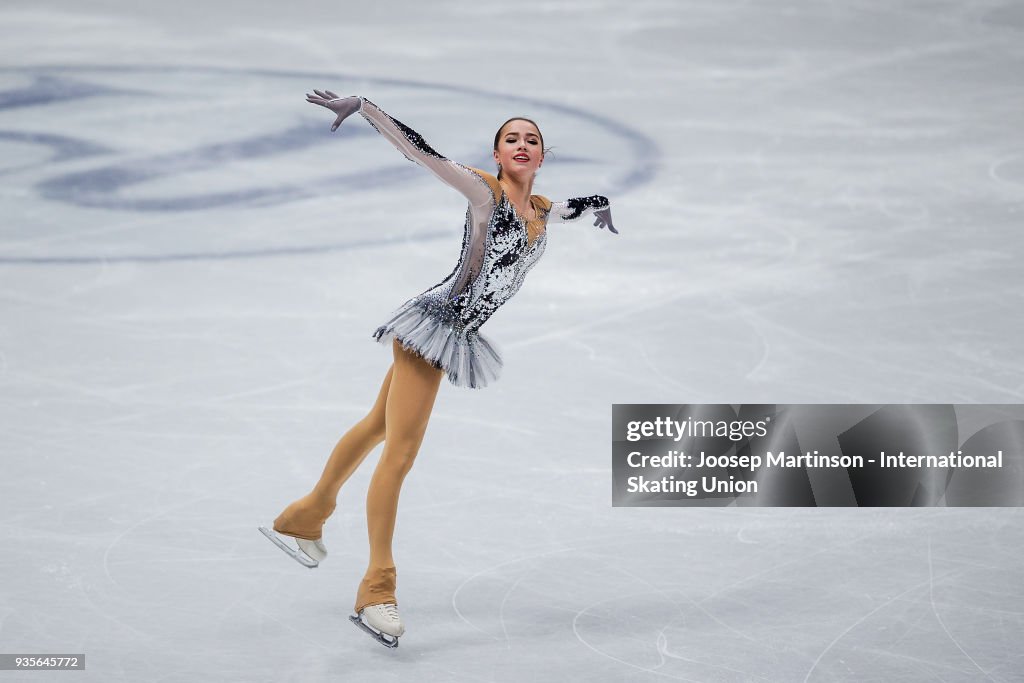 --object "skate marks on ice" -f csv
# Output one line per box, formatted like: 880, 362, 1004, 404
448, 511, 1023, 681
